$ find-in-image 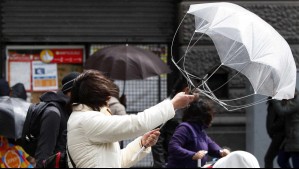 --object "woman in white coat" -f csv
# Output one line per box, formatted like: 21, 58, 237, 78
67, 70, 195, 168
